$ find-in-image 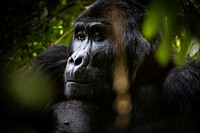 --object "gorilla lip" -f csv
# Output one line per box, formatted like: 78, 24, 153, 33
66, 80, 95, 85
